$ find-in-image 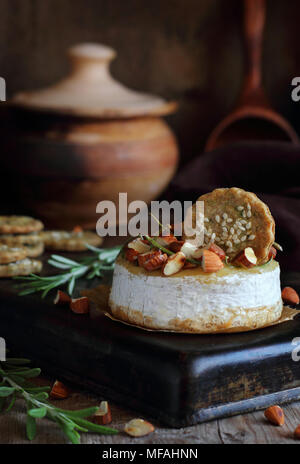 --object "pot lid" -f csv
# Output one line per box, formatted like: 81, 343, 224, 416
11, 43, 177, 118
